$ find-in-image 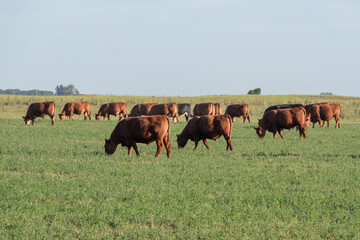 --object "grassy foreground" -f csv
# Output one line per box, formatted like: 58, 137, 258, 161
1, 115, 360, 238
